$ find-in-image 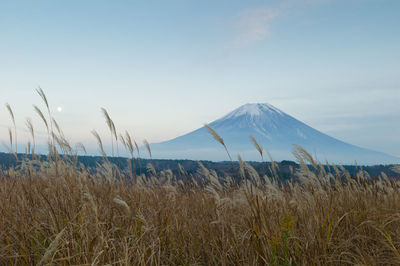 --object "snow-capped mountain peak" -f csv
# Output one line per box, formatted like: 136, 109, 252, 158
149, 103, 399, 165
222, 103, 283, 119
